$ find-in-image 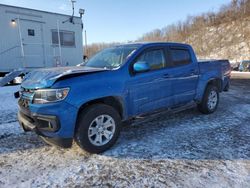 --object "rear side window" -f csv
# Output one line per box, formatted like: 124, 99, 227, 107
170, 48, 191, 66
137, 49, 166, 70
